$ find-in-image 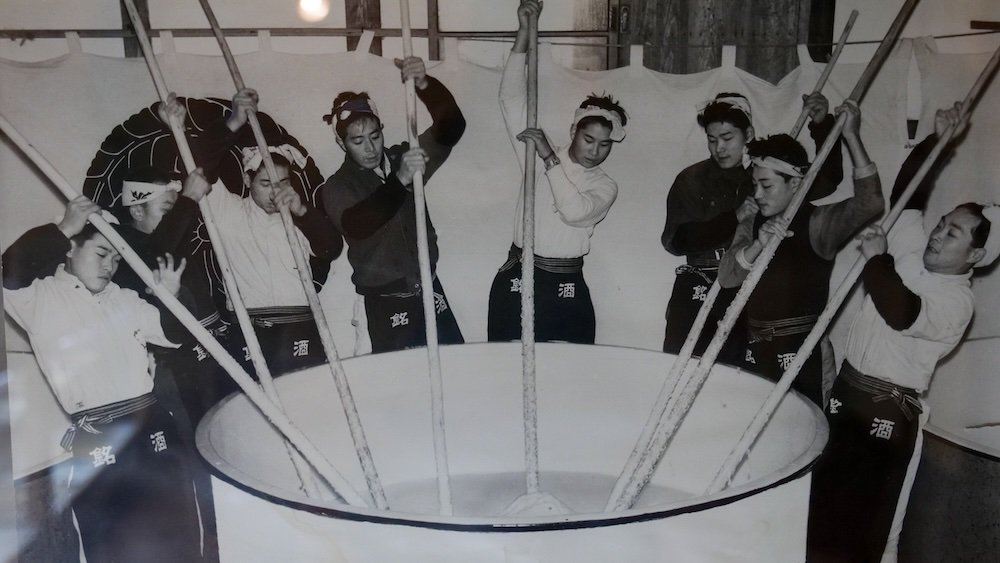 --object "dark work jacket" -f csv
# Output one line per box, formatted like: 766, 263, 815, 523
113, 196, 219, 327
662, 115, 843, 263
320, 76, 466, 292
